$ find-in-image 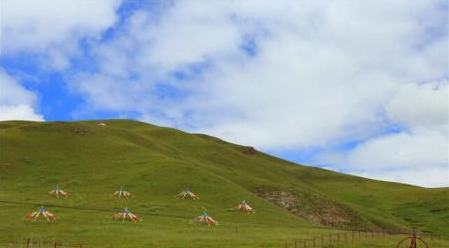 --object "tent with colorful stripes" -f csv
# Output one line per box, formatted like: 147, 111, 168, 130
112, 207, 141, 222
48, 186, 69, 197
113, 187, 134, 198
191, 211, 218, 225
176, 189, 199, 200
25, 206, 58, 221
234, 200, 255, 213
